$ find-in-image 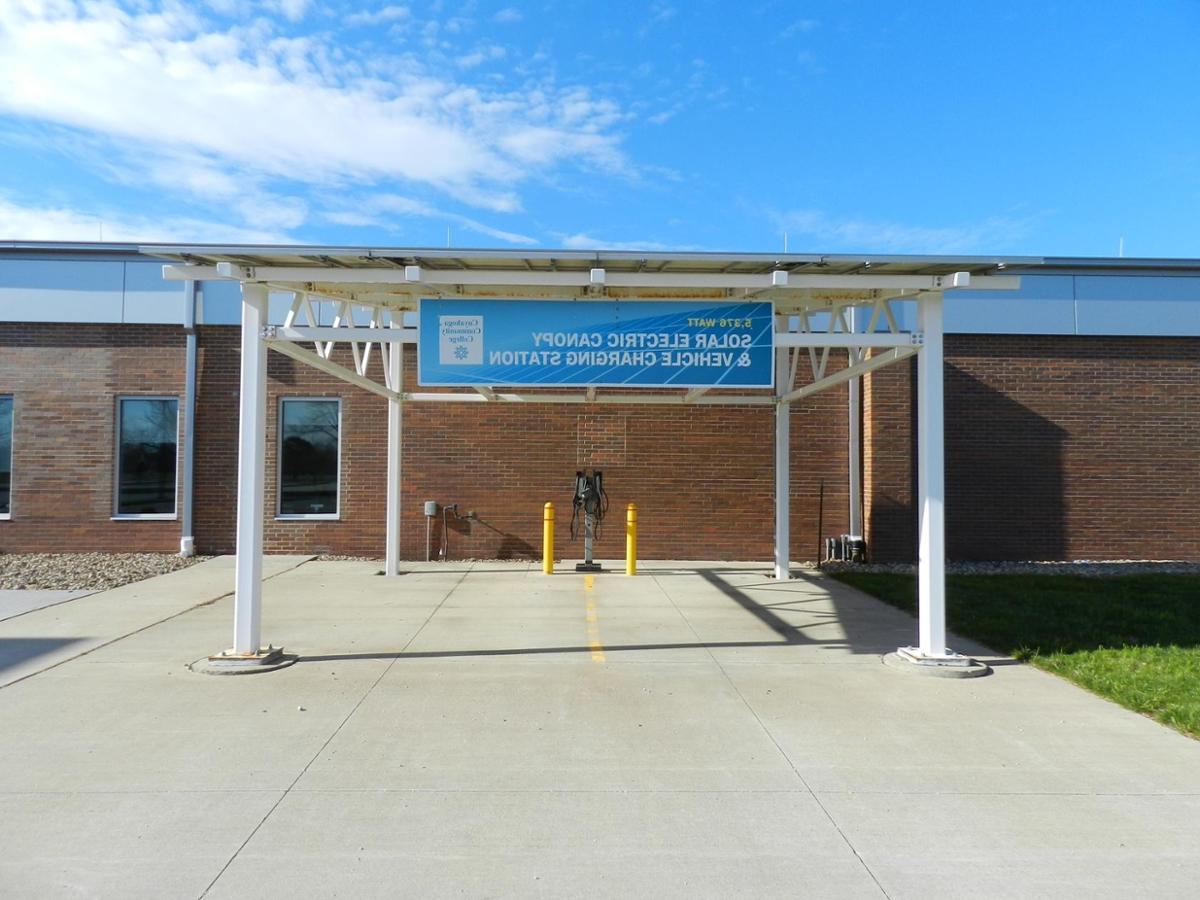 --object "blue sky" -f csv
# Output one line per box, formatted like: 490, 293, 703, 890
0, 0, 1197, 256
